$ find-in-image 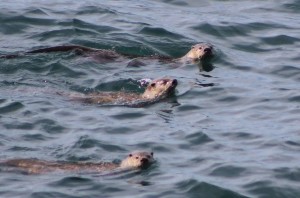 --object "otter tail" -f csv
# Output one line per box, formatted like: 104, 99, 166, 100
0, 45, 98, 59
27, 45, 97, 54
